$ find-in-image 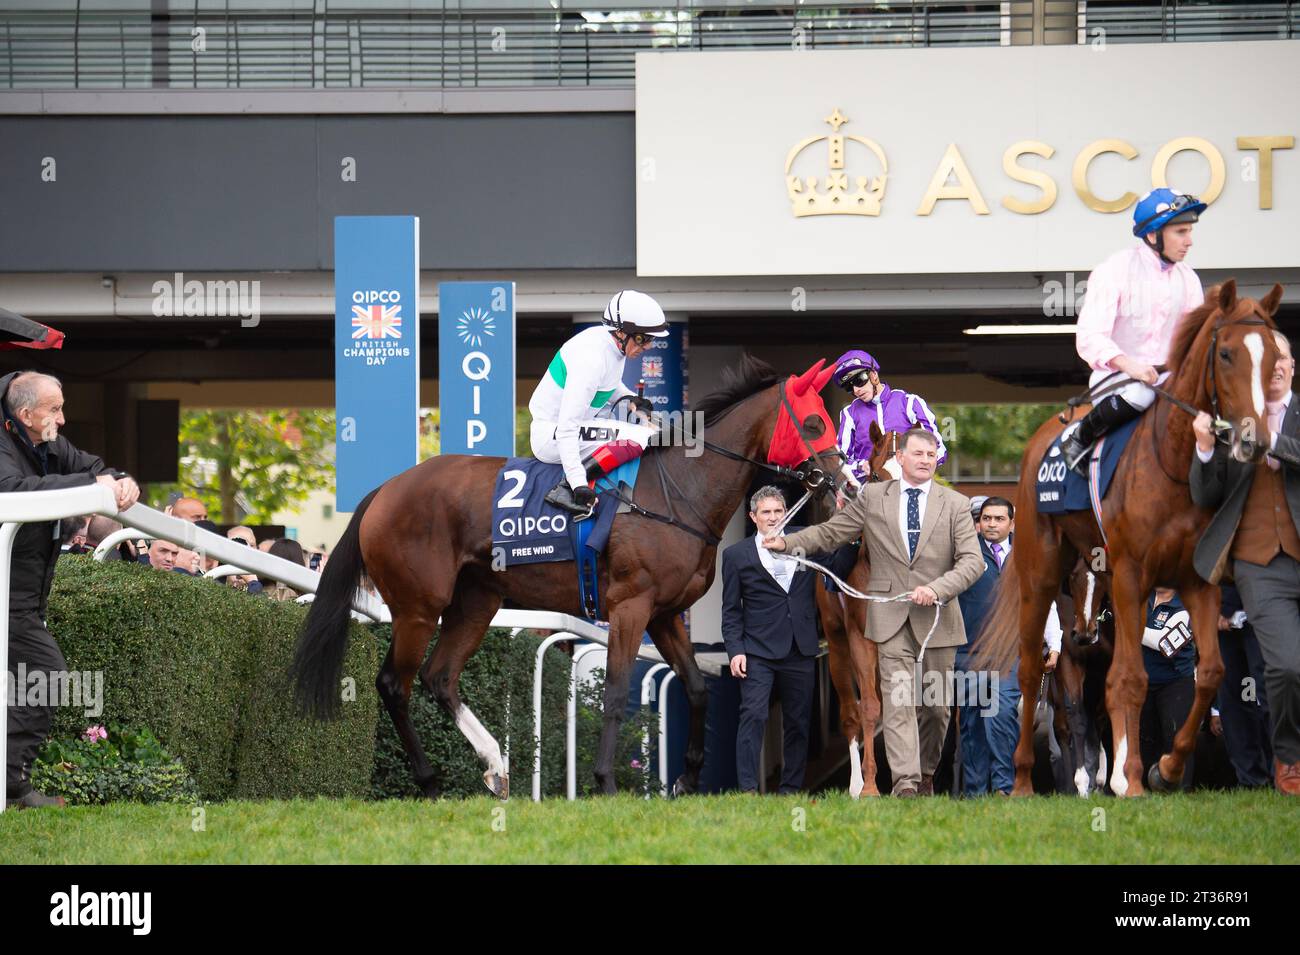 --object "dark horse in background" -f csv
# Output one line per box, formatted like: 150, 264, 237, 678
292, 356, 841, 797
977, 281, 1284, 796
814, 423, 904, 797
